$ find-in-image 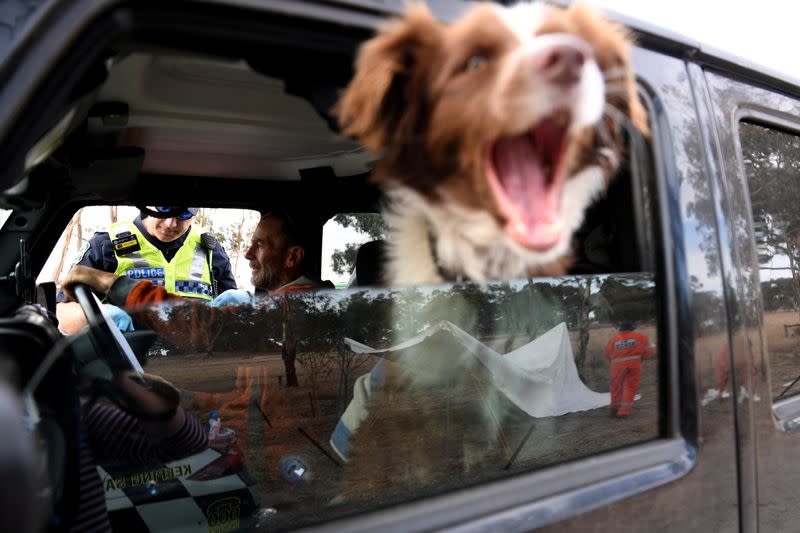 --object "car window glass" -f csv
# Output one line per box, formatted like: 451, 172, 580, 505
322, 213, 388, 288
740, 122, 800, 400
0, 209, 11, 229
124, 273, 659, 530
39, 206, 261, 291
